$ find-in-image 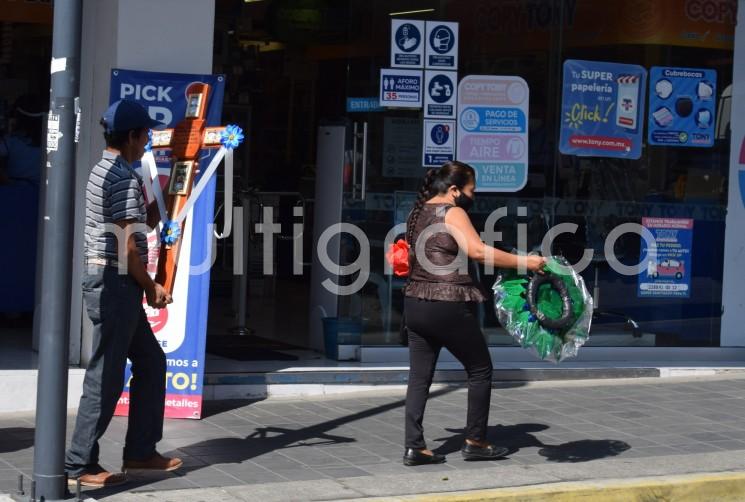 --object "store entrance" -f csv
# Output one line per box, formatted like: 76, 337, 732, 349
205, 0, 352, 358
205, 0, 432, 359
